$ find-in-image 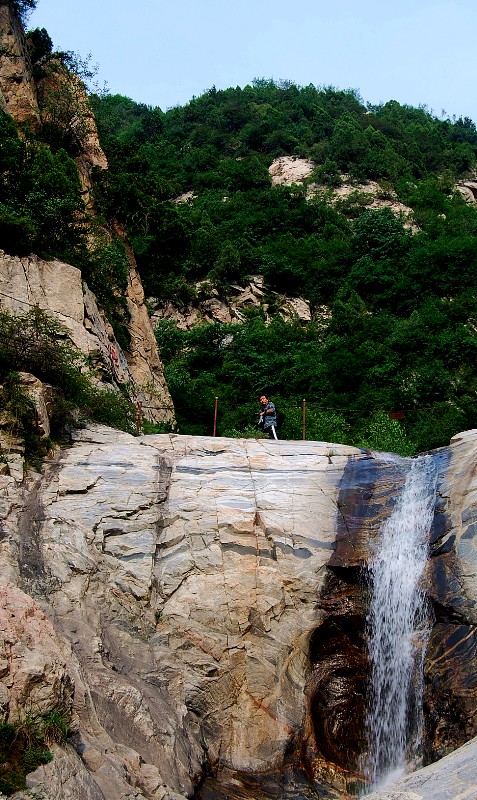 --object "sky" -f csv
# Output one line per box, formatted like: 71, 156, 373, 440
28, 0, 477, 122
